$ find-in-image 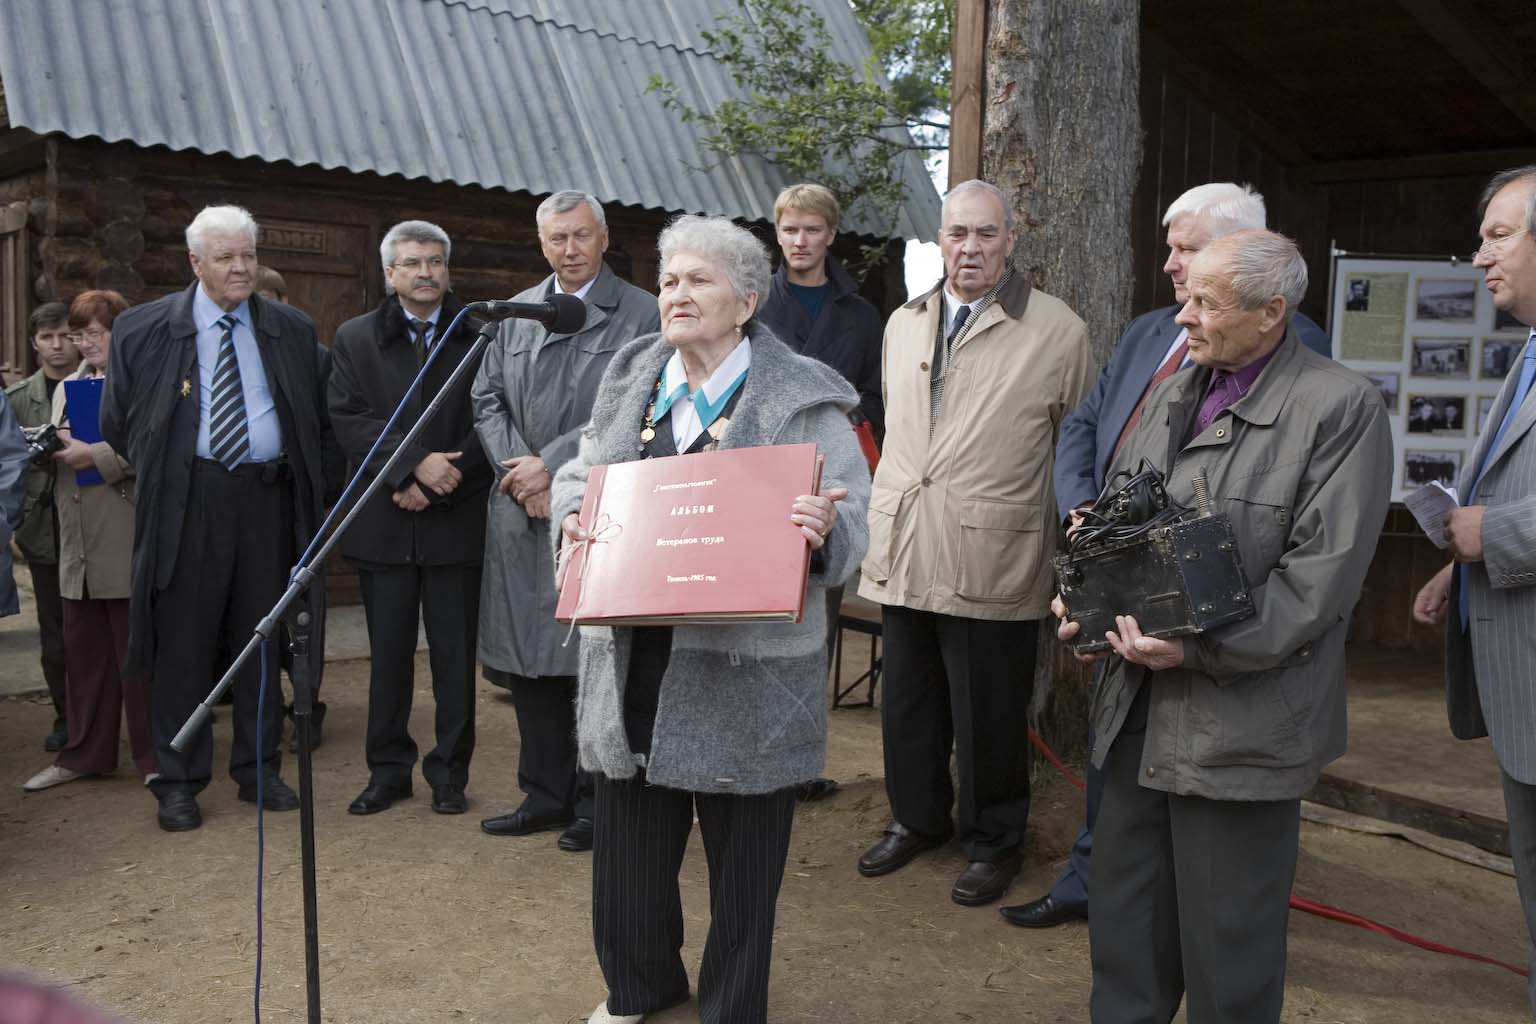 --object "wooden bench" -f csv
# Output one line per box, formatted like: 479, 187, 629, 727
831, 592, 883, 708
